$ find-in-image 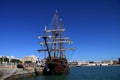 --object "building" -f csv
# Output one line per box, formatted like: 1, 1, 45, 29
69, 61, 78, 67
0, 56, 21, 65
112, 60, 118, 65
101, 60, 113, 65
22, 55, 38, 63
77, 61, 89, 66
